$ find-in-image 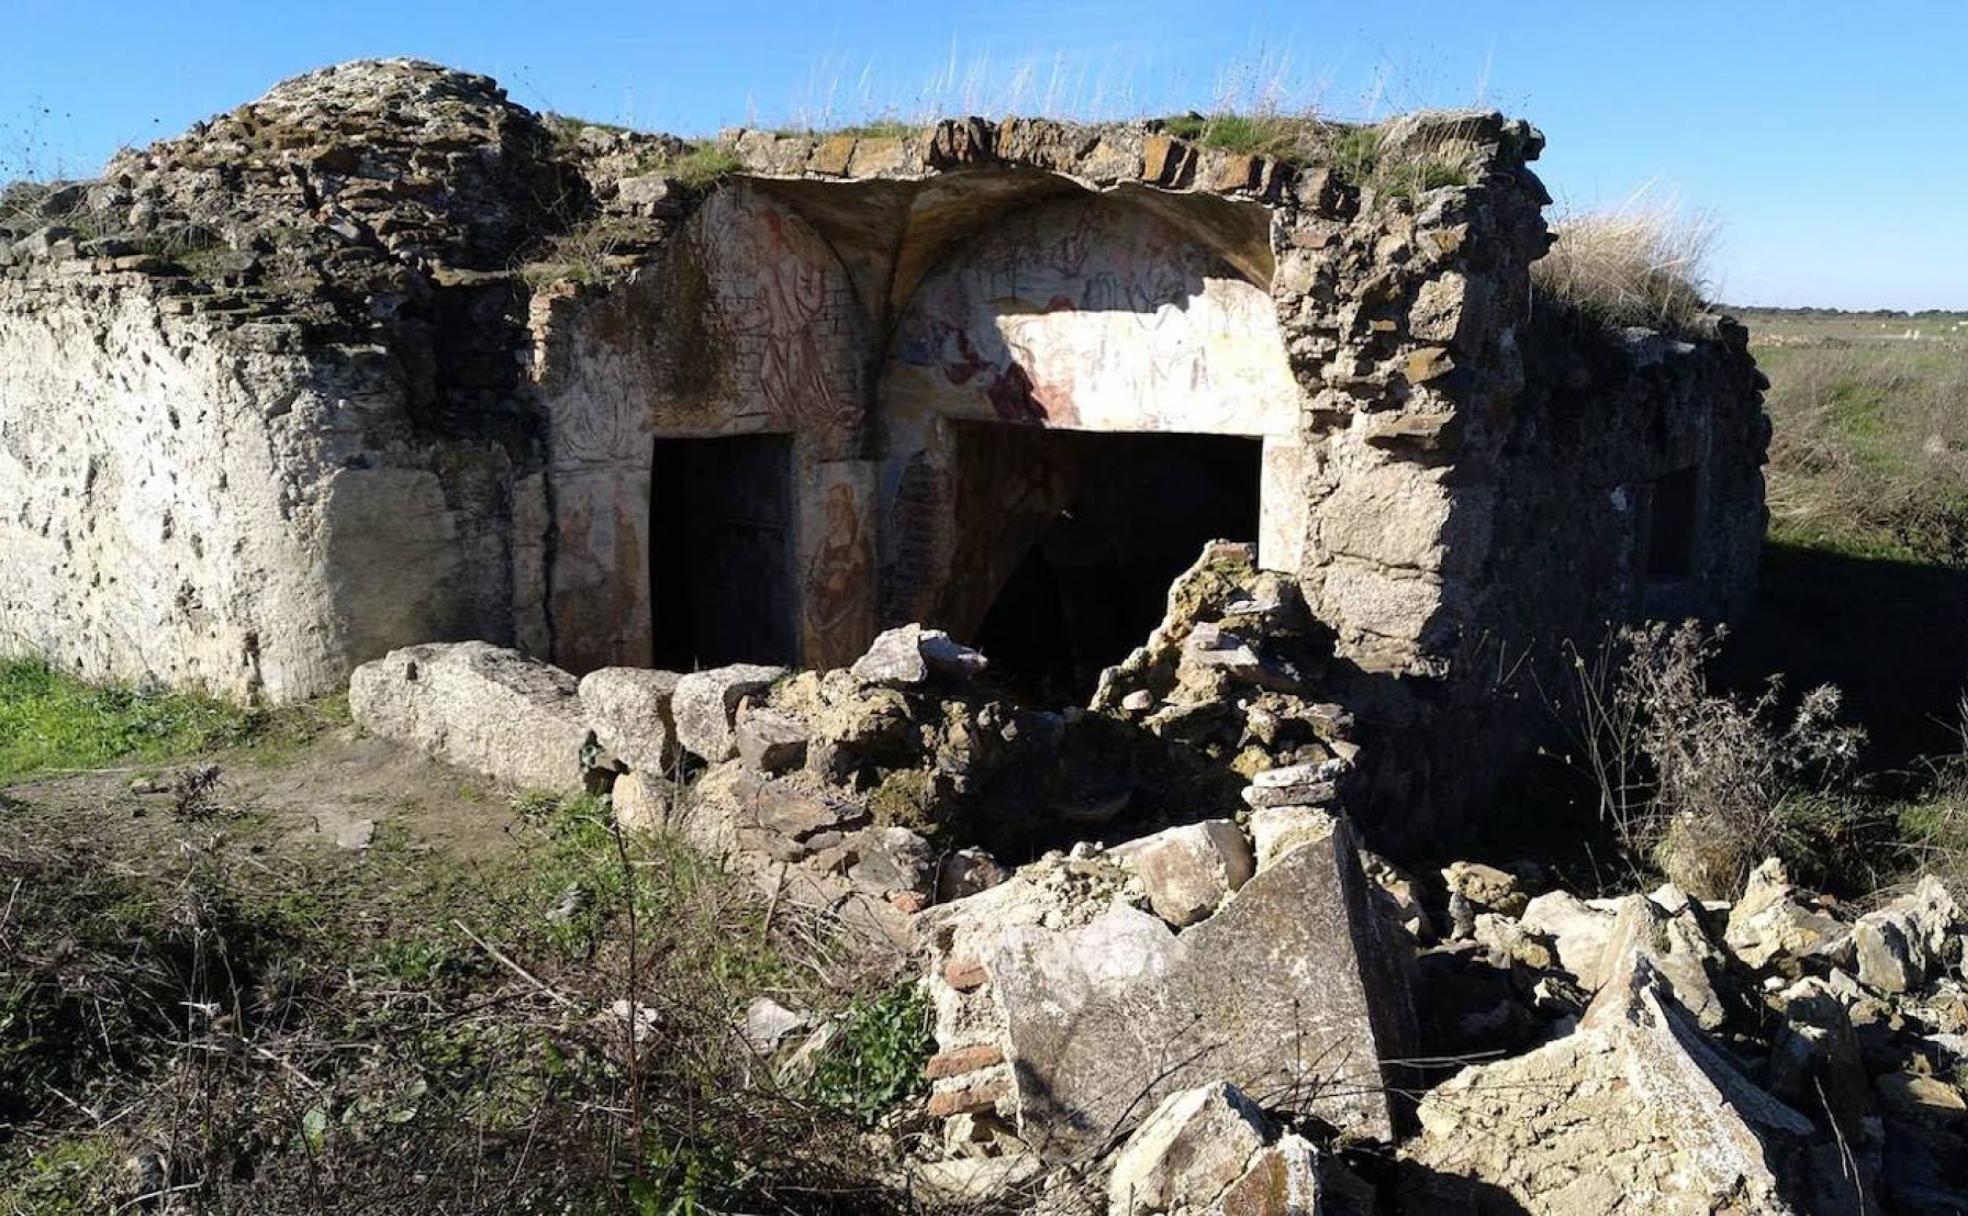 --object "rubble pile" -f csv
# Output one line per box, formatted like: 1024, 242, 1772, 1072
346, 545, 1968, 1213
